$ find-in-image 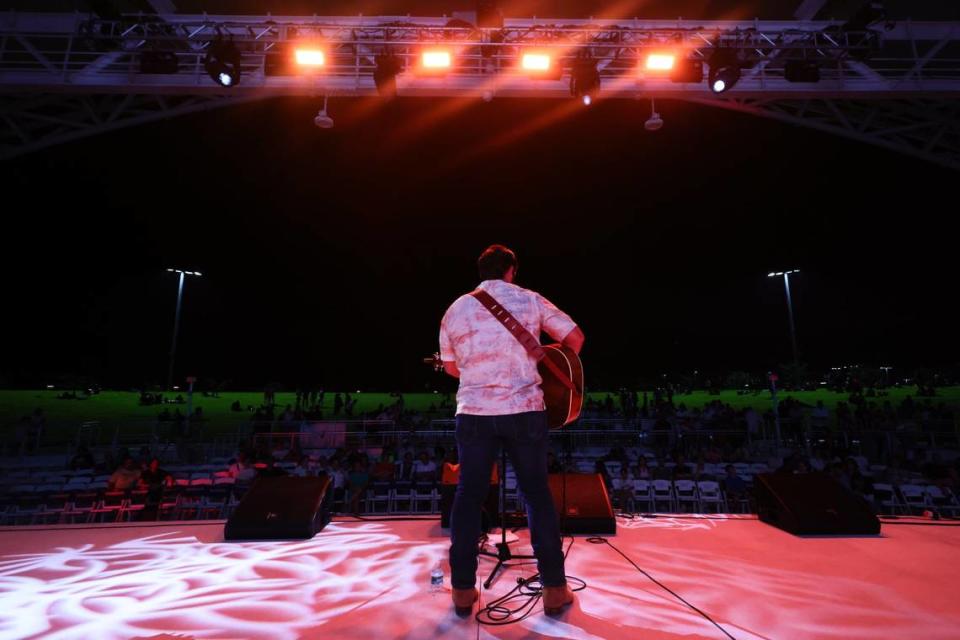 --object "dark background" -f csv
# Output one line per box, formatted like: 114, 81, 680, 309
6, 96, 958, 390
3, 1, 958, 390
